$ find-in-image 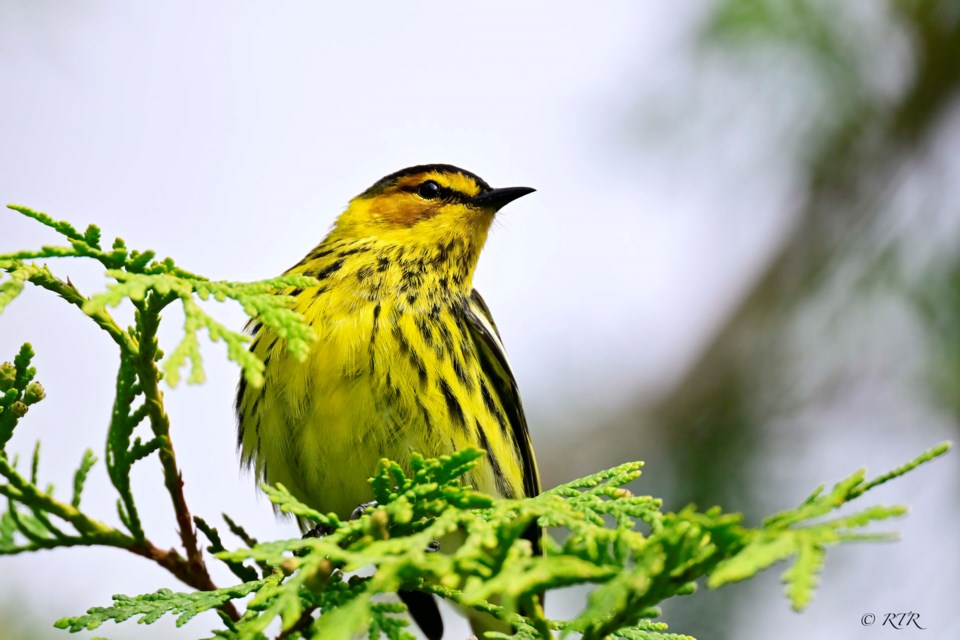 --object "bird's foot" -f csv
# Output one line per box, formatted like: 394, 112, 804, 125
350, 500, 378, 520
302, 523, 335, 539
